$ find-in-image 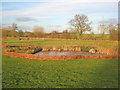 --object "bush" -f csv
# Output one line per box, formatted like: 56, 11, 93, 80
80, 34, 94, 40
109, 29, 118, 41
